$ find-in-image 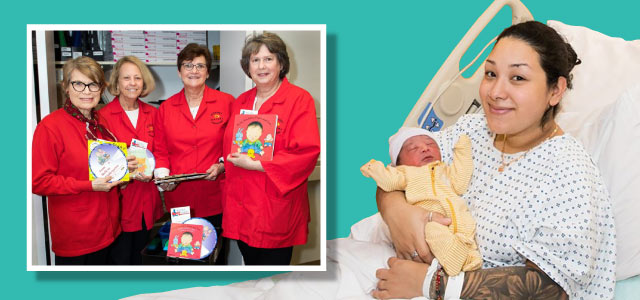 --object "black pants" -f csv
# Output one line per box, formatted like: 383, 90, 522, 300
54, 246, 109, 265
203, 214, 229, 265
237, 240, 293, 265
108, 217, 150, 265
